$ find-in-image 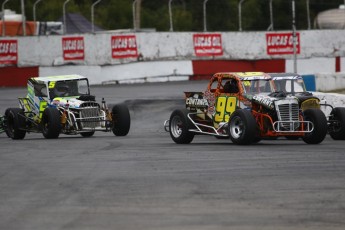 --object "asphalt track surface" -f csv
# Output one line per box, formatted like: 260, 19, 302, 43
1, 81, 345, 230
